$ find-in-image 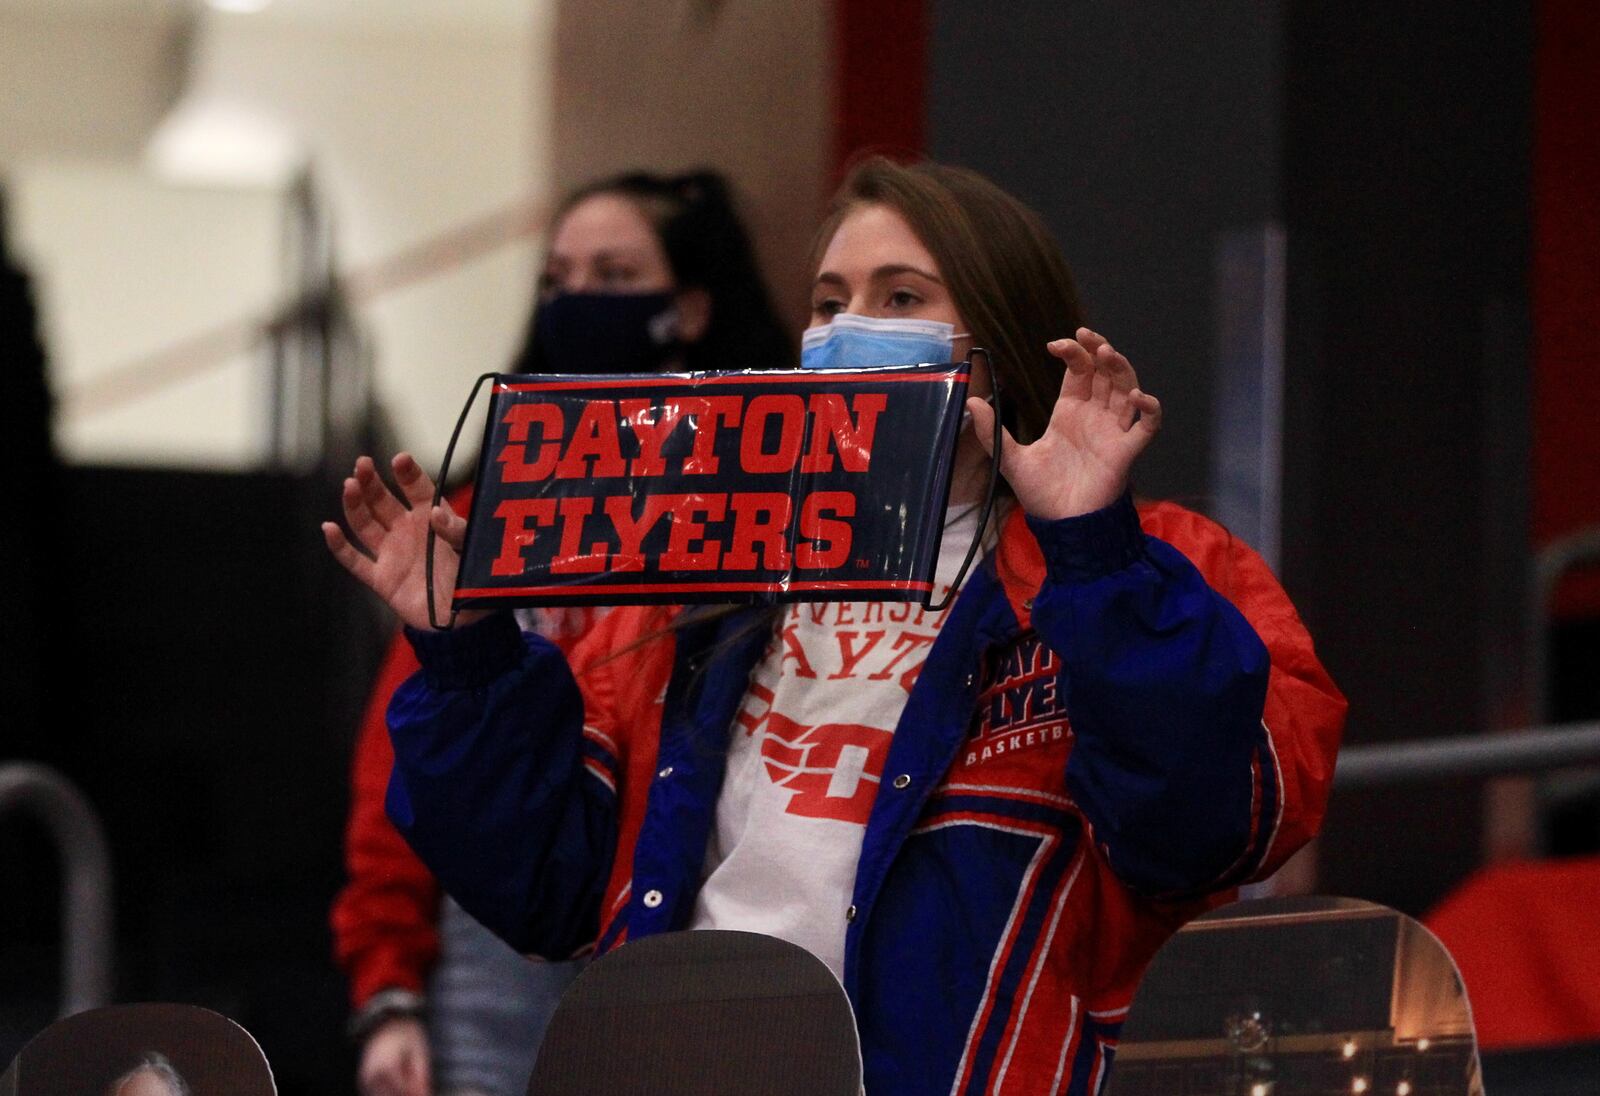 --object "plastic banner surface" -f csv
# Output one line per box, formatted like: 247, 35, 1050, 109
455, 363, 970, 608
